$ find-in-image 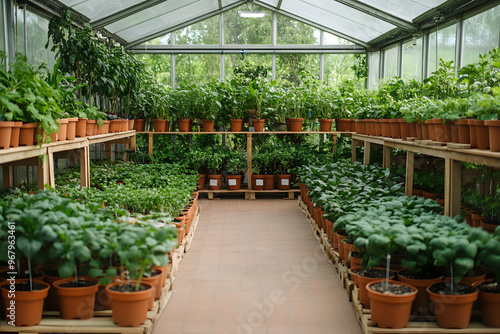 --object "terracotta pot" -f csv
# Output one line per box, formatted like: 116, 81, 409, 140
262, 174, 275, 190
19, 122, 37, 146
152, 119, 167, 132
227, 174, 242, 190
174, 217, 186, 246
350, 267, 396, 309
313, 206, 323, 229
475, 120, 490, 150
409, 122, 417, 138
389, 119, 401, 138
42, 269, 67, 311
0, 279, 50, 326
350, 253, 362, 268
142, 269, 163, 300
398, 270, 443, 315
75, 118, 87, 137
34, 126, 48, 144
109, 120, 121, 133
444, 274, 487, 286
415, 122, 423, 139
252, 175, 265, 190
471, 212, 485, 228
335, 232, 348, 260
427, 283, 478, 329
325, 219, 334, 245
464, 208, 473, 226
230, 119, 243, 132
450, 121, 459, 143
342, 239, 357, 263
52, 276, 98, 319
365, 119, 372, 135
57, 118, 69, 141
468, 119, 478, 148
455, 119, 470, 144
0, 121, 14, 149
85, 120, 97, 136
318, 119, 333, 132
251, 119, 264, 132
133, 119, 145, 132
202, 119, 215, 132
381, 120, 392, 138
277, 174, 291, 190
422, 121, 430, 140
473, 280, 500, 328
422, 191, 442, 200
102, 120, 110, 134
443, 121, 453, 142
197, 173, 206, 190
399, 119, 411, 140
8, 121, 22, 148
486, 120, 500, 152
128, 119, 135, 131
434, 119, 446, 142
374, 120, 382, 136
480, 219, 499, 233
65, 117, 78, 140
208, 174, 222, 190
106, 281, 154, 327
335, 119, 351, 131
367, 280, 418, 329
